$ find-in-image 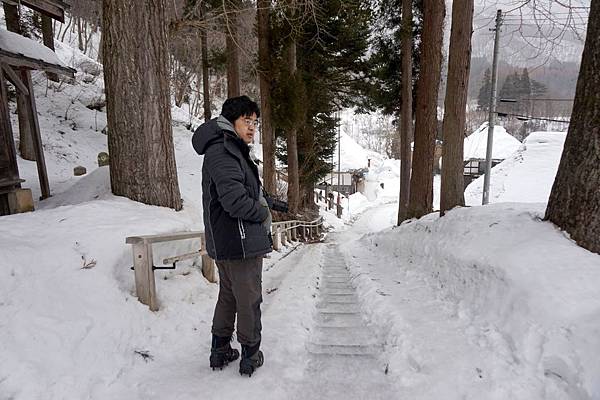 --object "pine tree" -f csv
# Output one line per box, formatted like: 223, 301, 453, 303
477, 68, 491, 111
271, 0, 373, 211
519, 68, 532, 113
